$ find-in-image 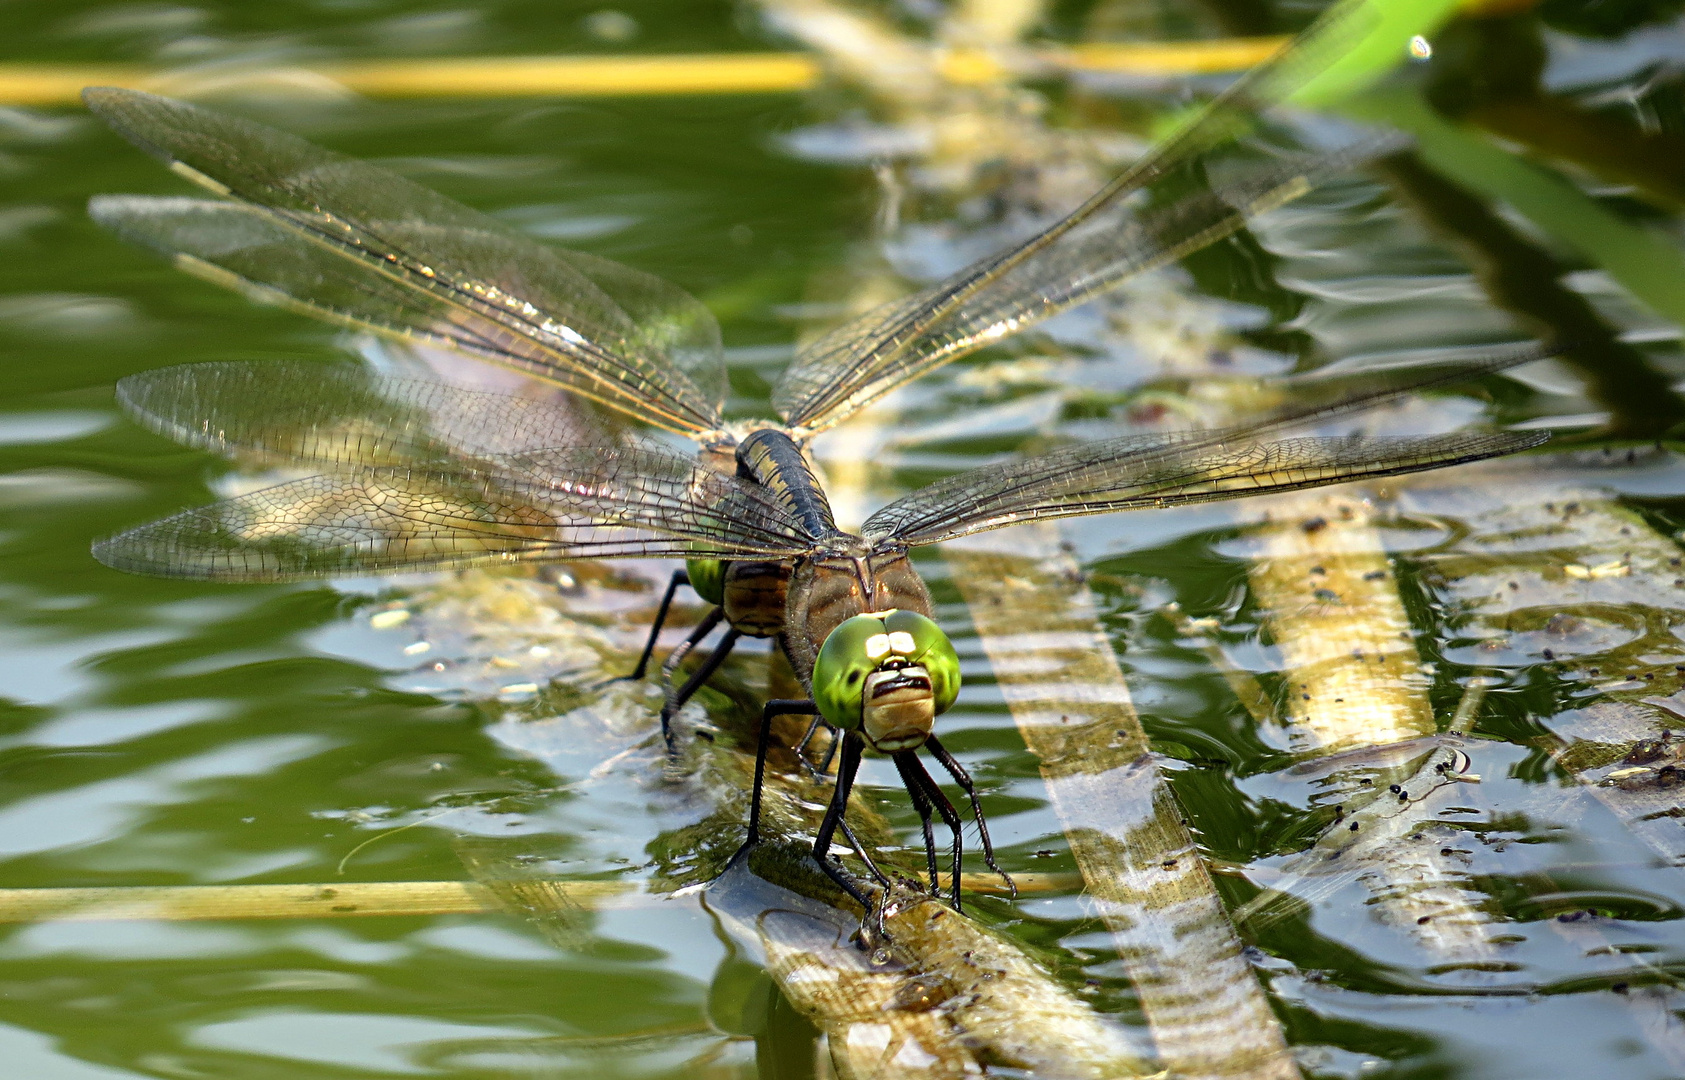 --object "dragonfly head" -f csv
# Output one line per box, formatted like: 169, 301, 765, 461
812, 609, 959, 753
